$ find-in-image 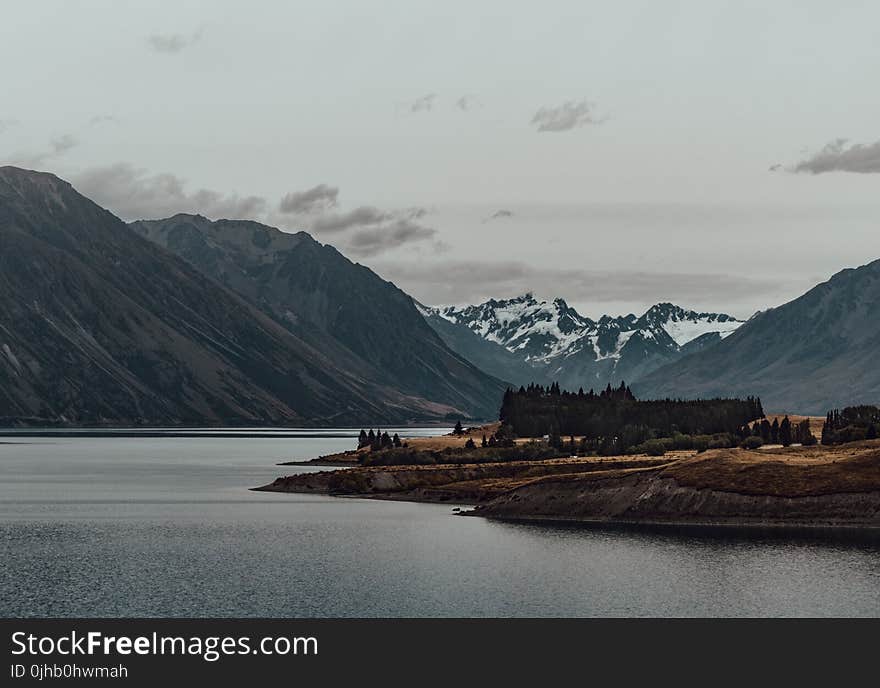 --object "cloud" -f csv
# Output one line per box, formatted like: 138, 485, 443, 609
0, 118, 19, 134
483, 209, 514, 222
344, 219, 438, 257
305, 204, 436, 255
147, 28, 204, 54
455, 95, 479, 112
278, 184, 339, 215
531, 100, 603, 132
793, 138, 880, 174
9, 133, 79, 168
88, 115, 119, 127
410, 94, 437, 113
312, 206, 392, 233
373, 260, 779, 313
50, 134, 78, 155
768, 164, 782, 172
70, 163, 267, 221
